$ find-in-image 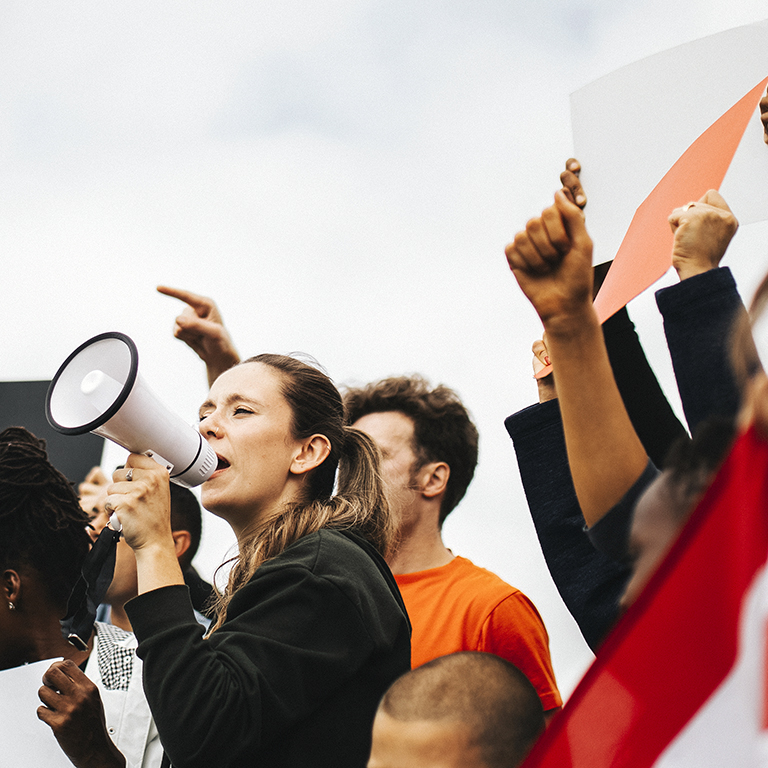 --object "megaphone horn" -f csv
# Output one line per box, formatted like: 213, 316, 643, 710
46, 332, 216, 488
